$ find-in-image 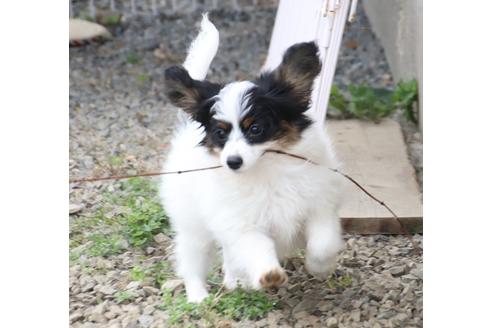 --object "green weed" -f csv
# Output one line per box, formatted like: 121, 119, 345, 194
130, 266, 146, 281
87, 233, 126, 257
129, 262, 173, 287
69, 250, 81, 264
392, 80, 419, 123
69, 177, 169, 260
161, 290, 204, 324
327, 274, 353, 290
126, 53, 140, 65
160, 287, 278, 325
213, 288, 278, 321
118, 178, 169, 247
108, 155, 125, 167
148, 261, 173, 287
329, 80, 419, 123
115, 290, 137, 304
101, 14, 121, 27
137, 73, 150, 84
